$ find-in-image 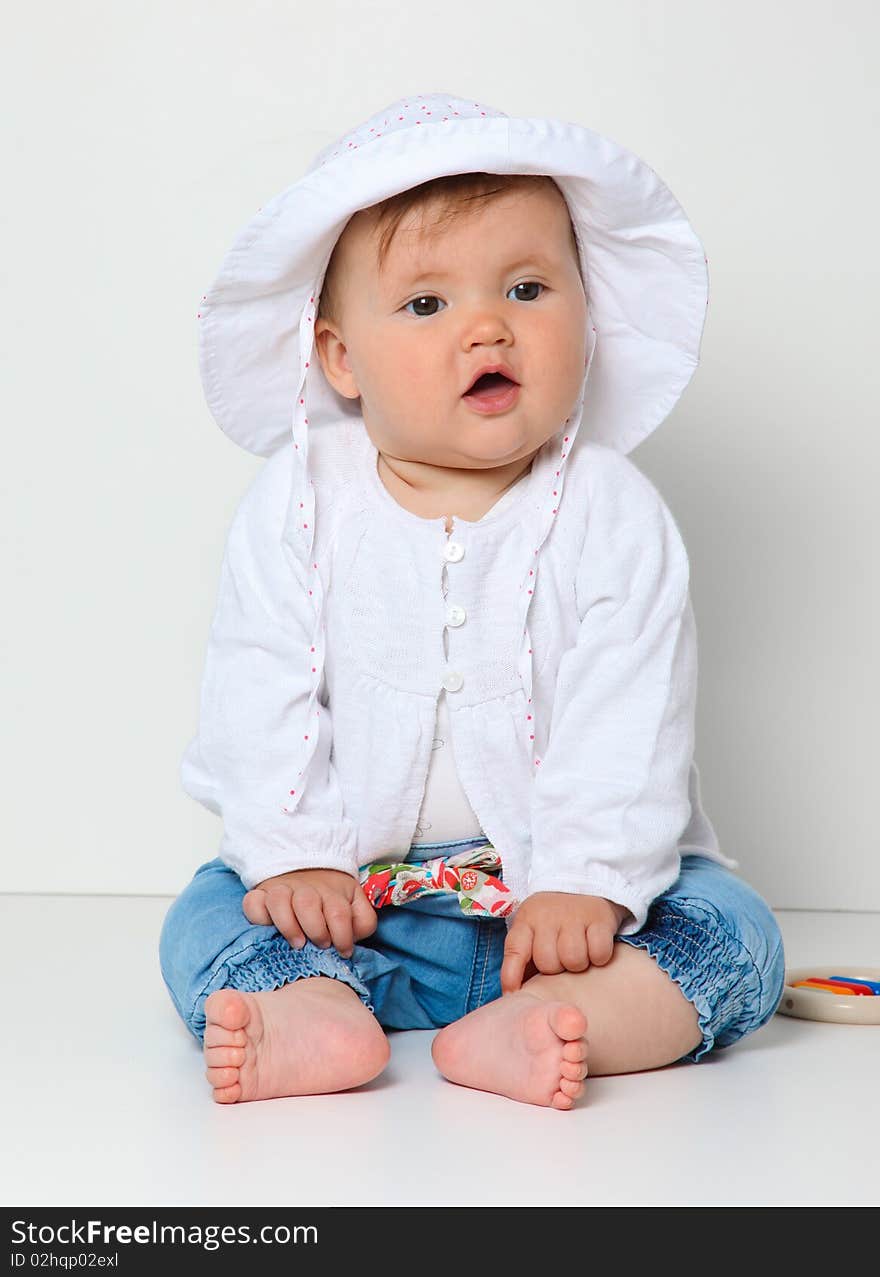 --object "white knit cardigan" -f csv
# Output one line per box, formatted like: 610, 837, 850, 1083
180, 419, 736, 935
